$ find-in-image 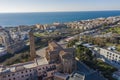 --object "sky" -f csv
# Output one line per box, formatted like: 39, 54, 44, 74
0, 0, 120, 13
